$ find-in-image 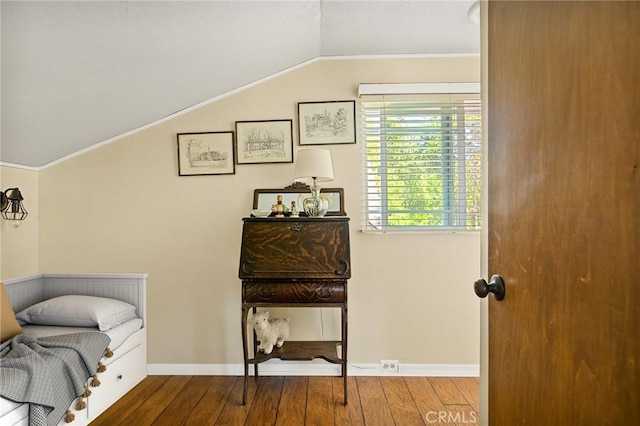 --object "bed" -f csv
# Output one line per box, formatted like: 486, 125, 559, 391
0, 273, 148, 426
